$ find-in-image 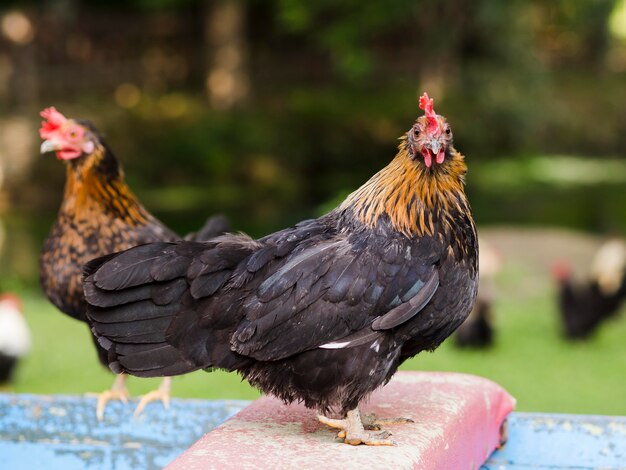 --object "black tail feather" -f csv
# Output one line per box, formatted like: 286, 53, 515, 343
83, 235, 255, 378
84, 242, 201, 377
